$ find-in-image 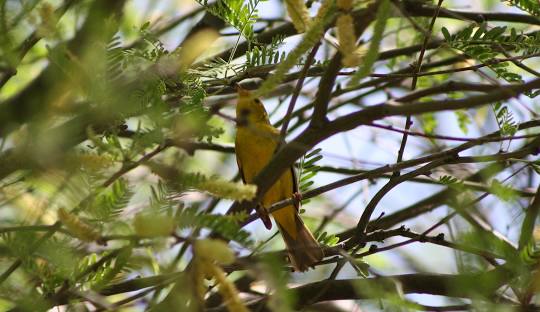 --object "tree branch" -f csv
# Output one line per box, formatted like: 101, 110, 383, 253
209, 266, 515, 311
240, 119, 540, 228
309, 53, 342, 127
